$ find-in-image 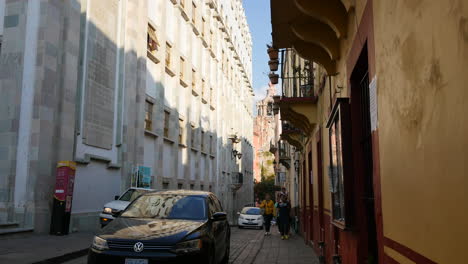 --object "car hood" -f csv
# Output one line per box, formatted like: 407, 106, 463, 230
240, 214, 262, 218
99, 218, 206, 244
103, 200, 130, 211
